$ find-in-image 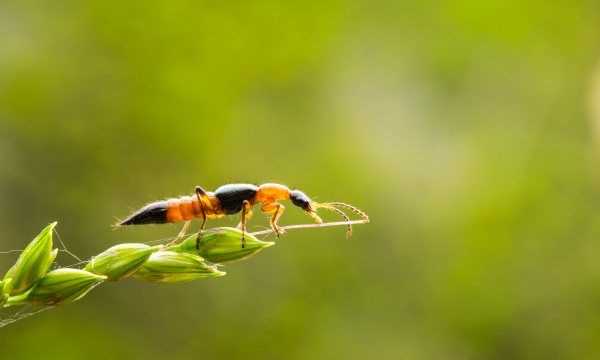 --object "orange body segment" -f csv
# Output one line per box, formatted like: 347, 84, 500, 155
166, 195, 224, 223
256, 183, 290, 203
166, 199, 184, 222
